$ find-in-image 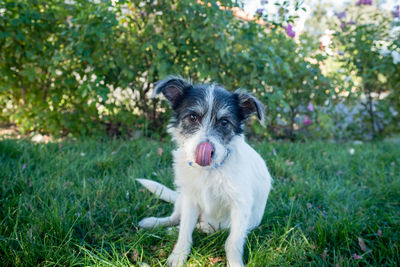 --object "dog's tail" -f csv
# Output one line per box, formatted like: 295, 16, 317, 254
136, 178, 178, 203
